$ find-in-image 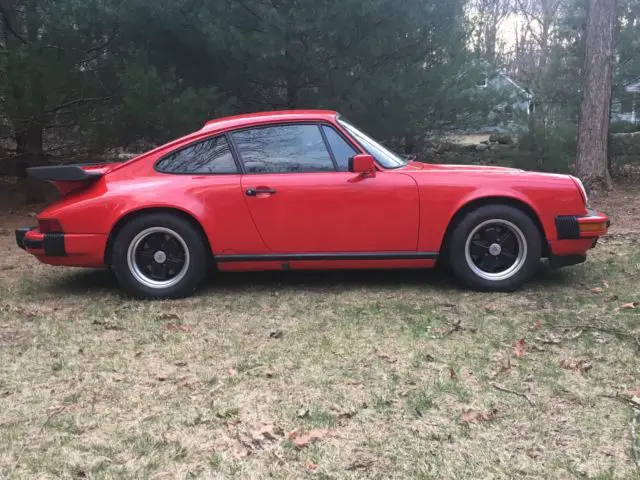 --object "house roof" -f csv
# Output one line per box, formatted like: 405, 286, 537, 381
626, 78, 640, 93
